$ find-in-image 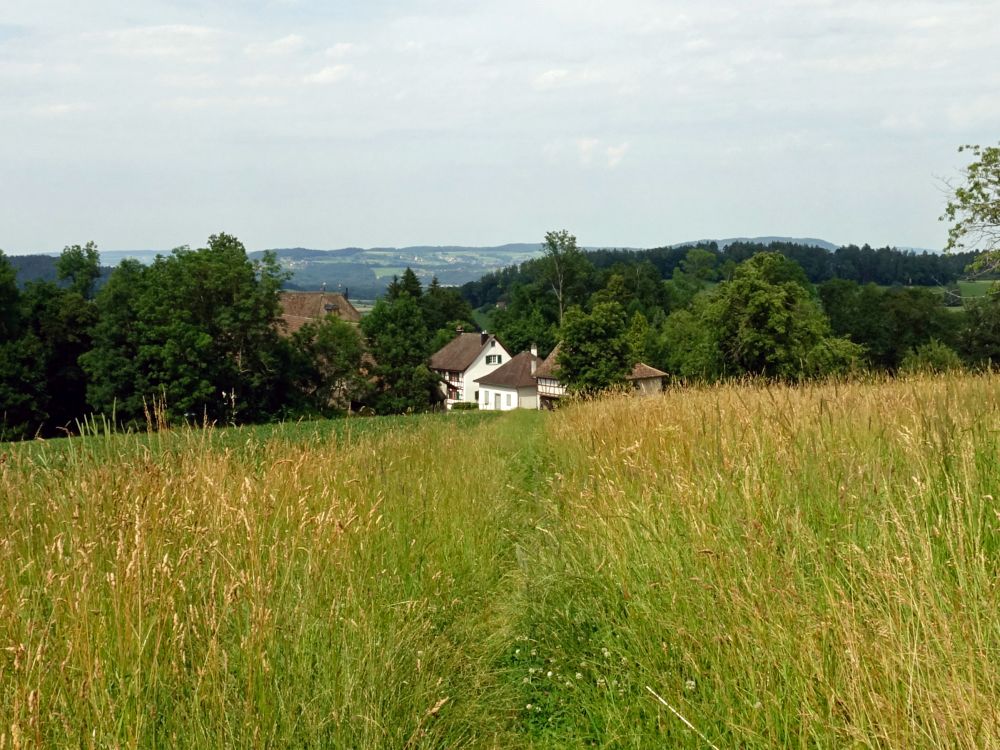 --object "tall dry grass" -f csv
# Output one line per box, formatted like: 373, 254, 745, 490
1, 375, 997, 747
0, 413, 536, 748
513, 374, 999, 747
